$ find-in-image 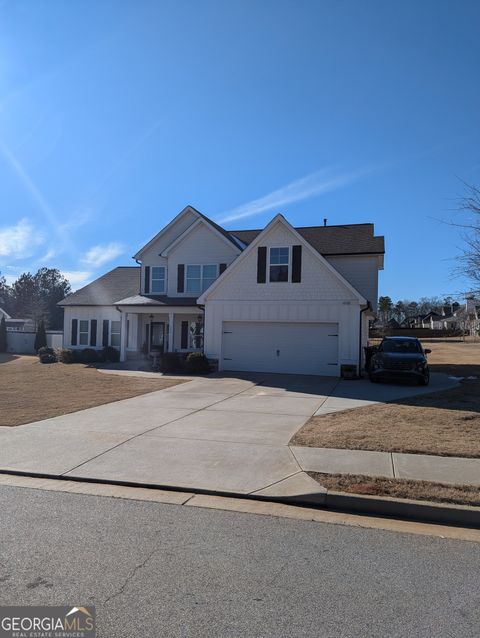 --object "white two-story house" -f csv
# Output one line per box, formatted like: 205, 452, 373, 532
59, 206, 384, 376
